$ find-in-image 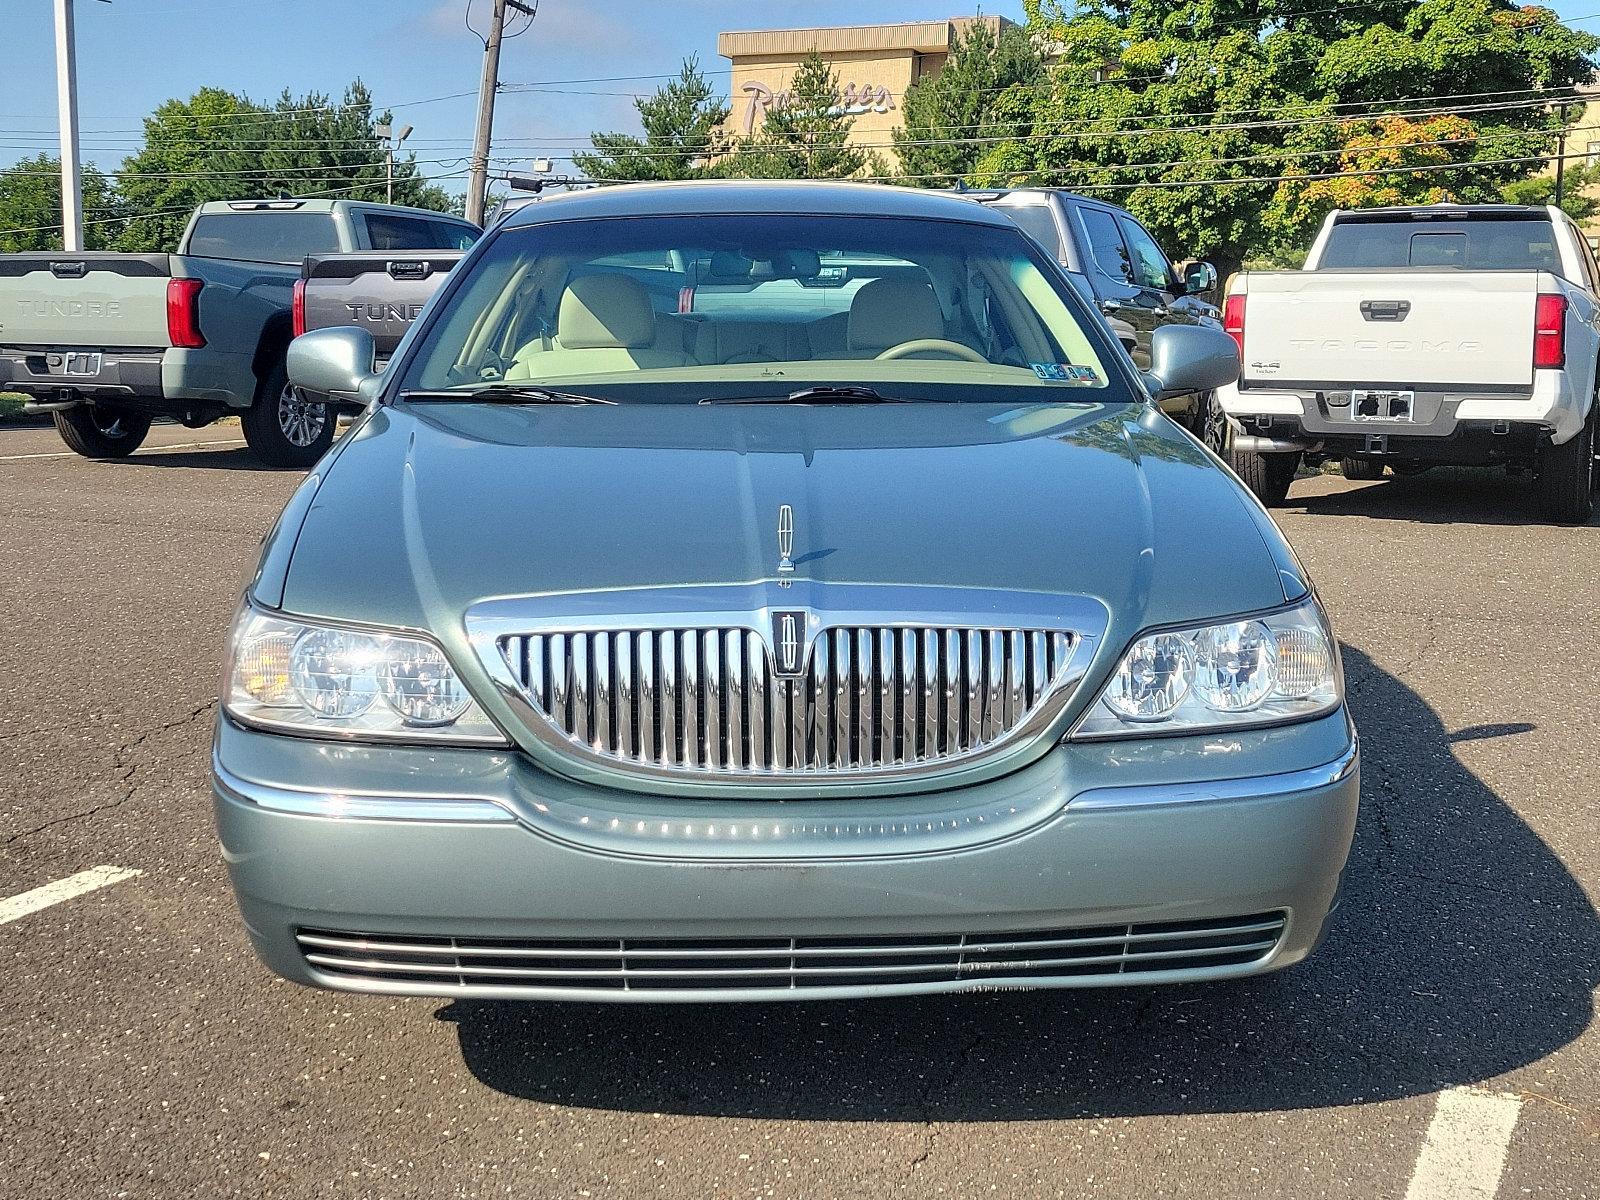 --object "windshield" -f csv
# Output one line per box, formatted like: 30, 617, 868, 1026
396, 213, 1124, 404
